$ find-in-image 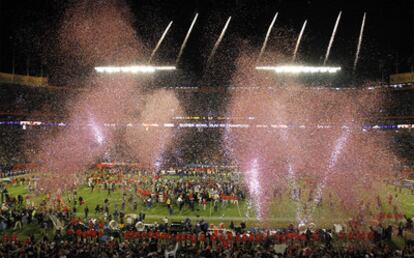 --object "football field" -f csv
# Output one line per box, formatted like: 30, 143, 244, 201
6, 180, 414, 227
